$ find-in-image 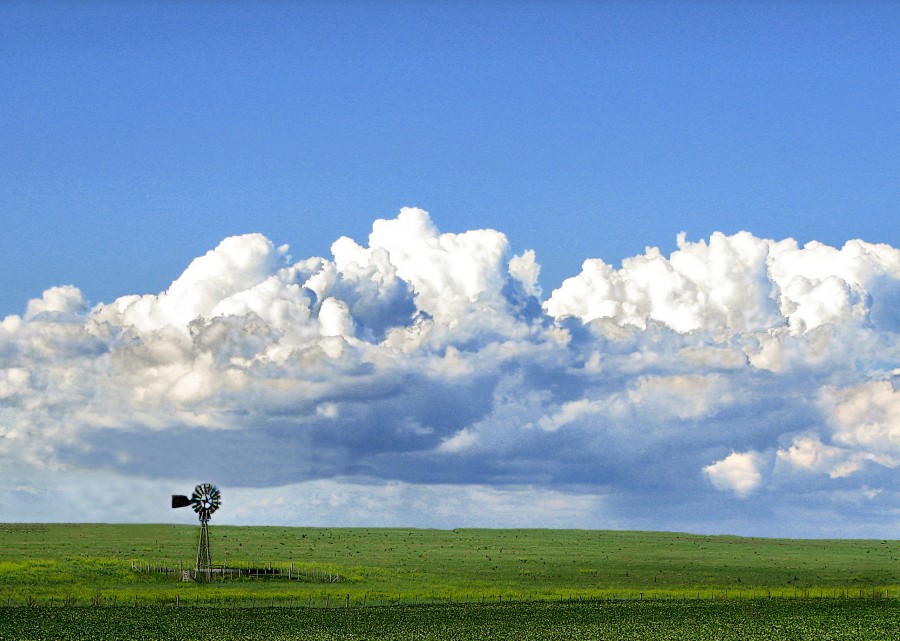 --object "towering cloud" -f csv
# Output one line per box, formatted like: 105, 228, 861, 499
544, 231, 899, 335
0, 209, 897, 535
